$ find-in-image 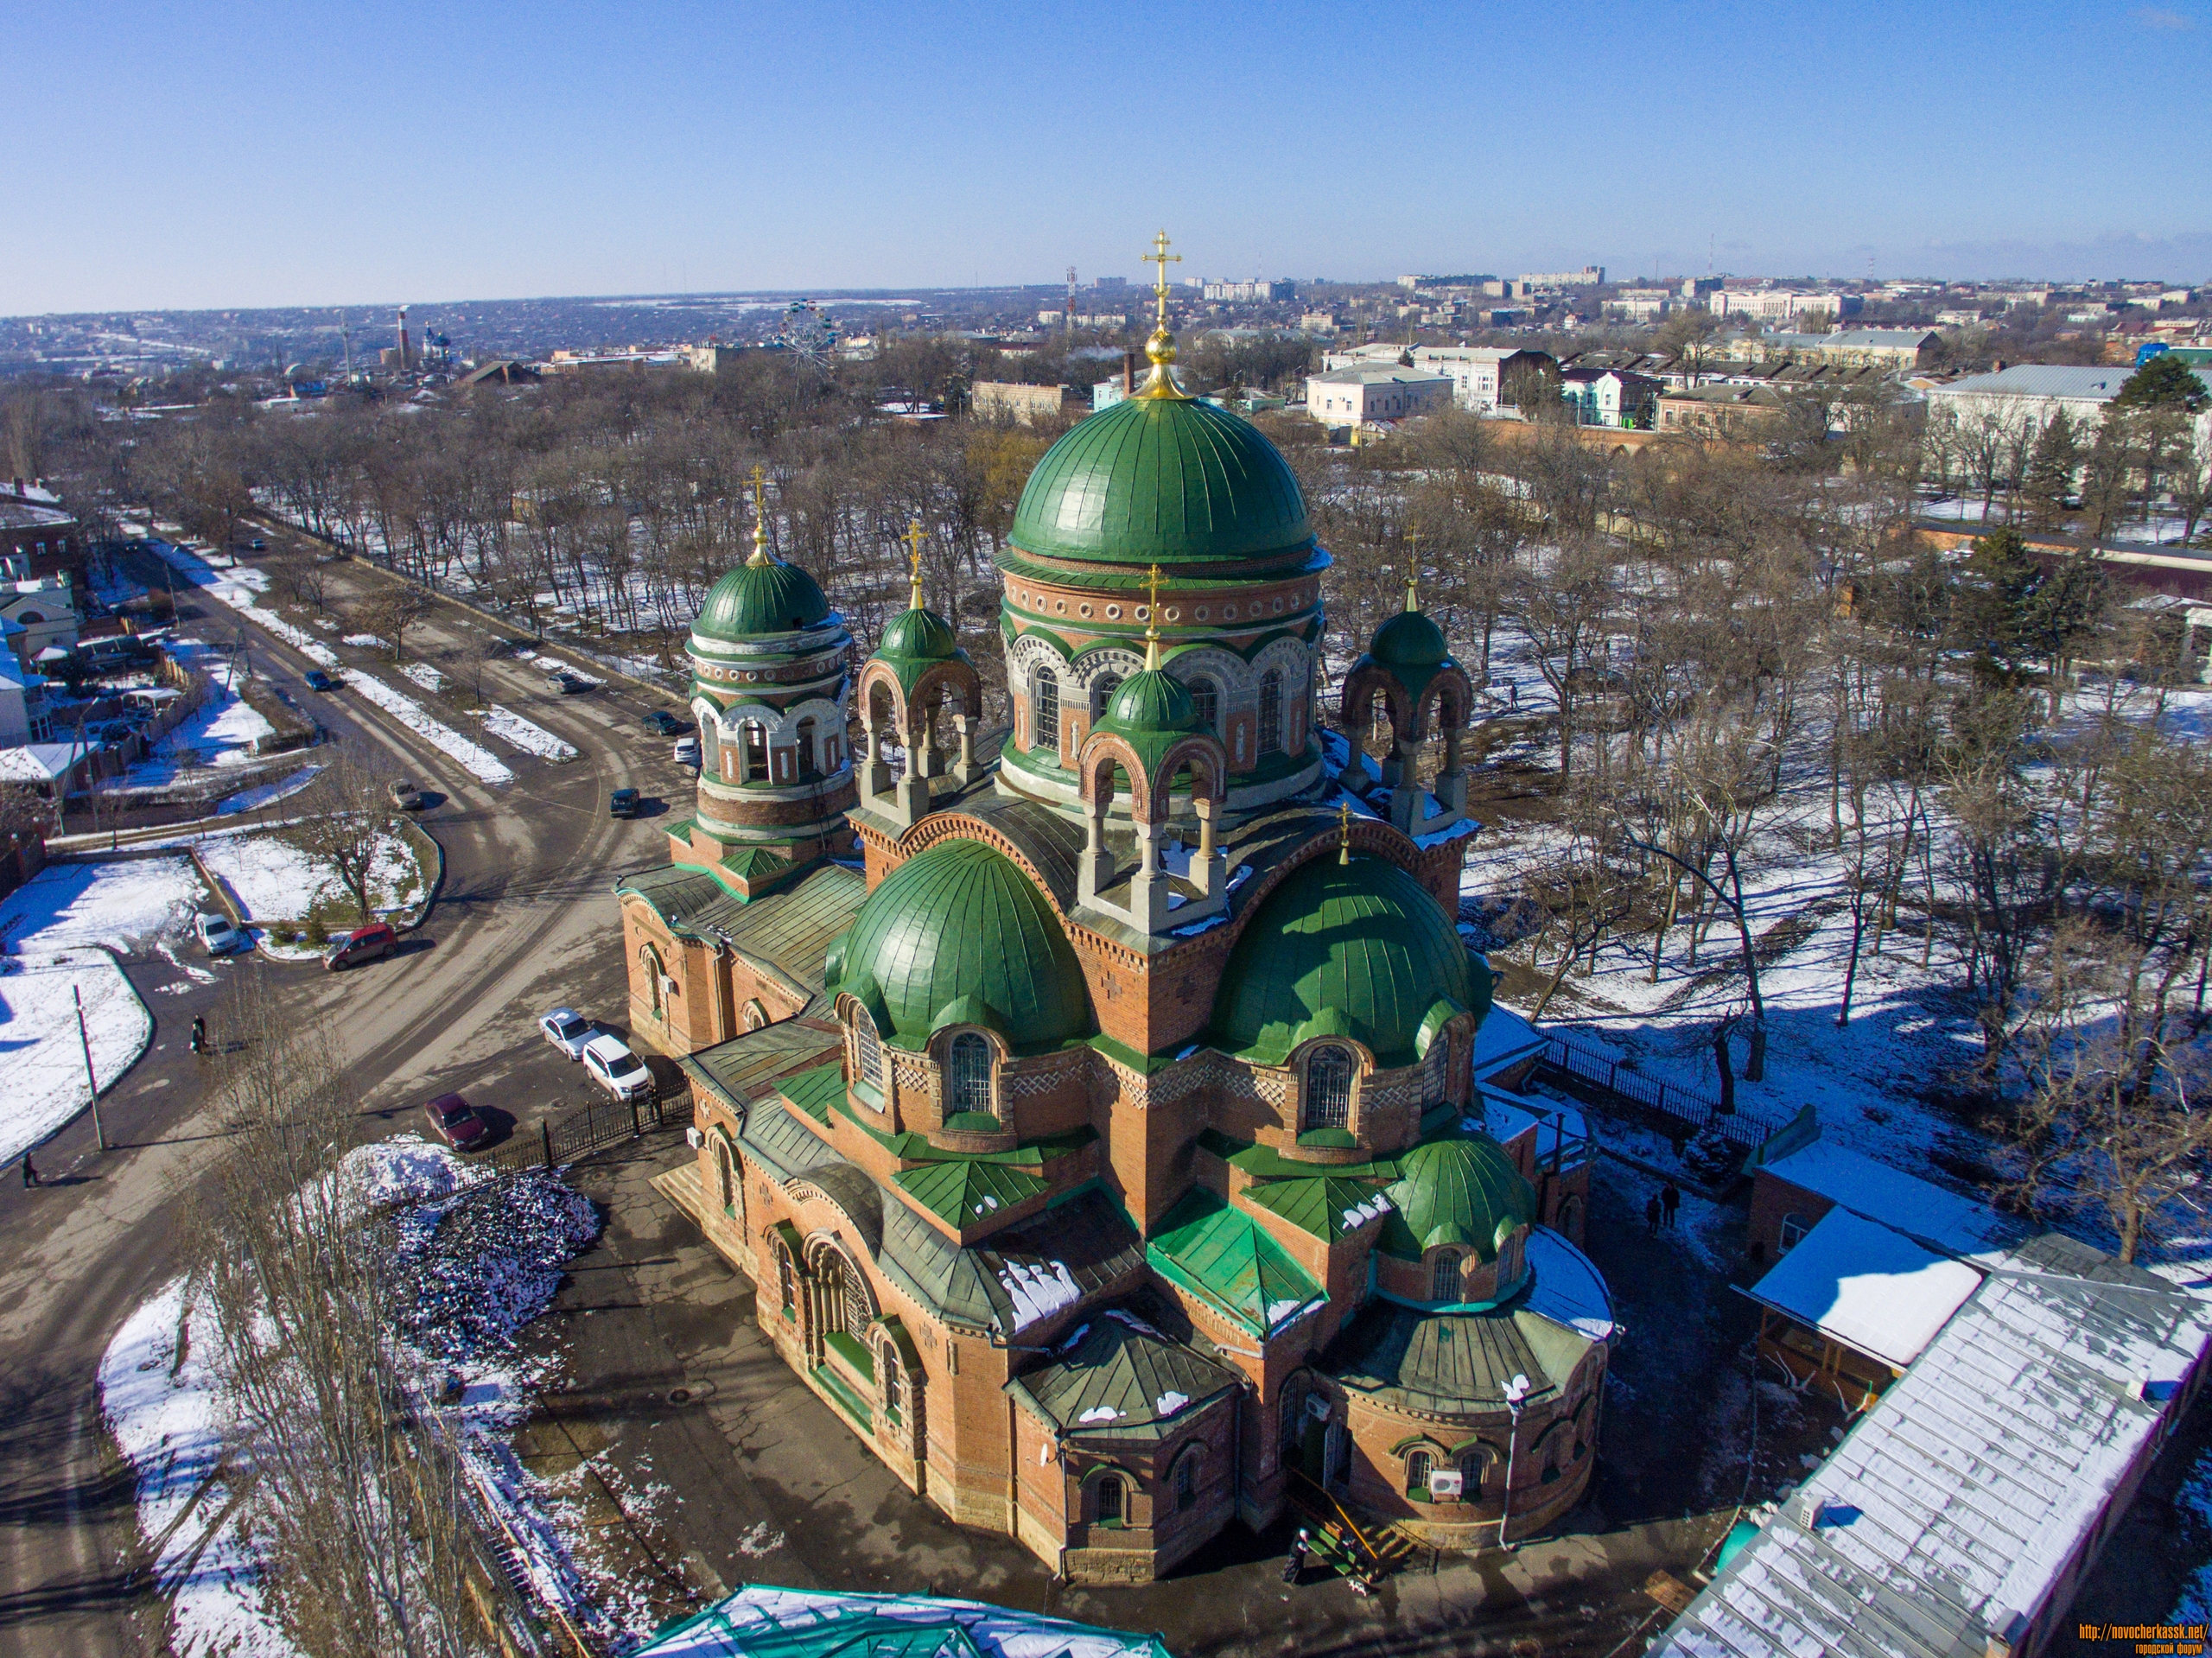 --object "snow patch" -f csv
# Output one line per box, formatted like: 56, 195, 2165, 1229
479, 706, 577, 762
996, 1258, 1082, 1331
0, 950, 152, 1165
1154, 1390, 1190, 1418
347, 675, 515, 785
